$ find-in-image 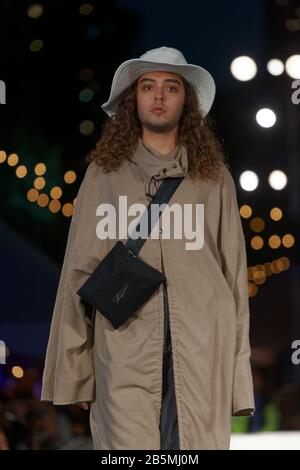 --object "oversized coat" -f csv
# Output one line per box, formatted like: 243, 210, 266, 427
41, 138, 255, 450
